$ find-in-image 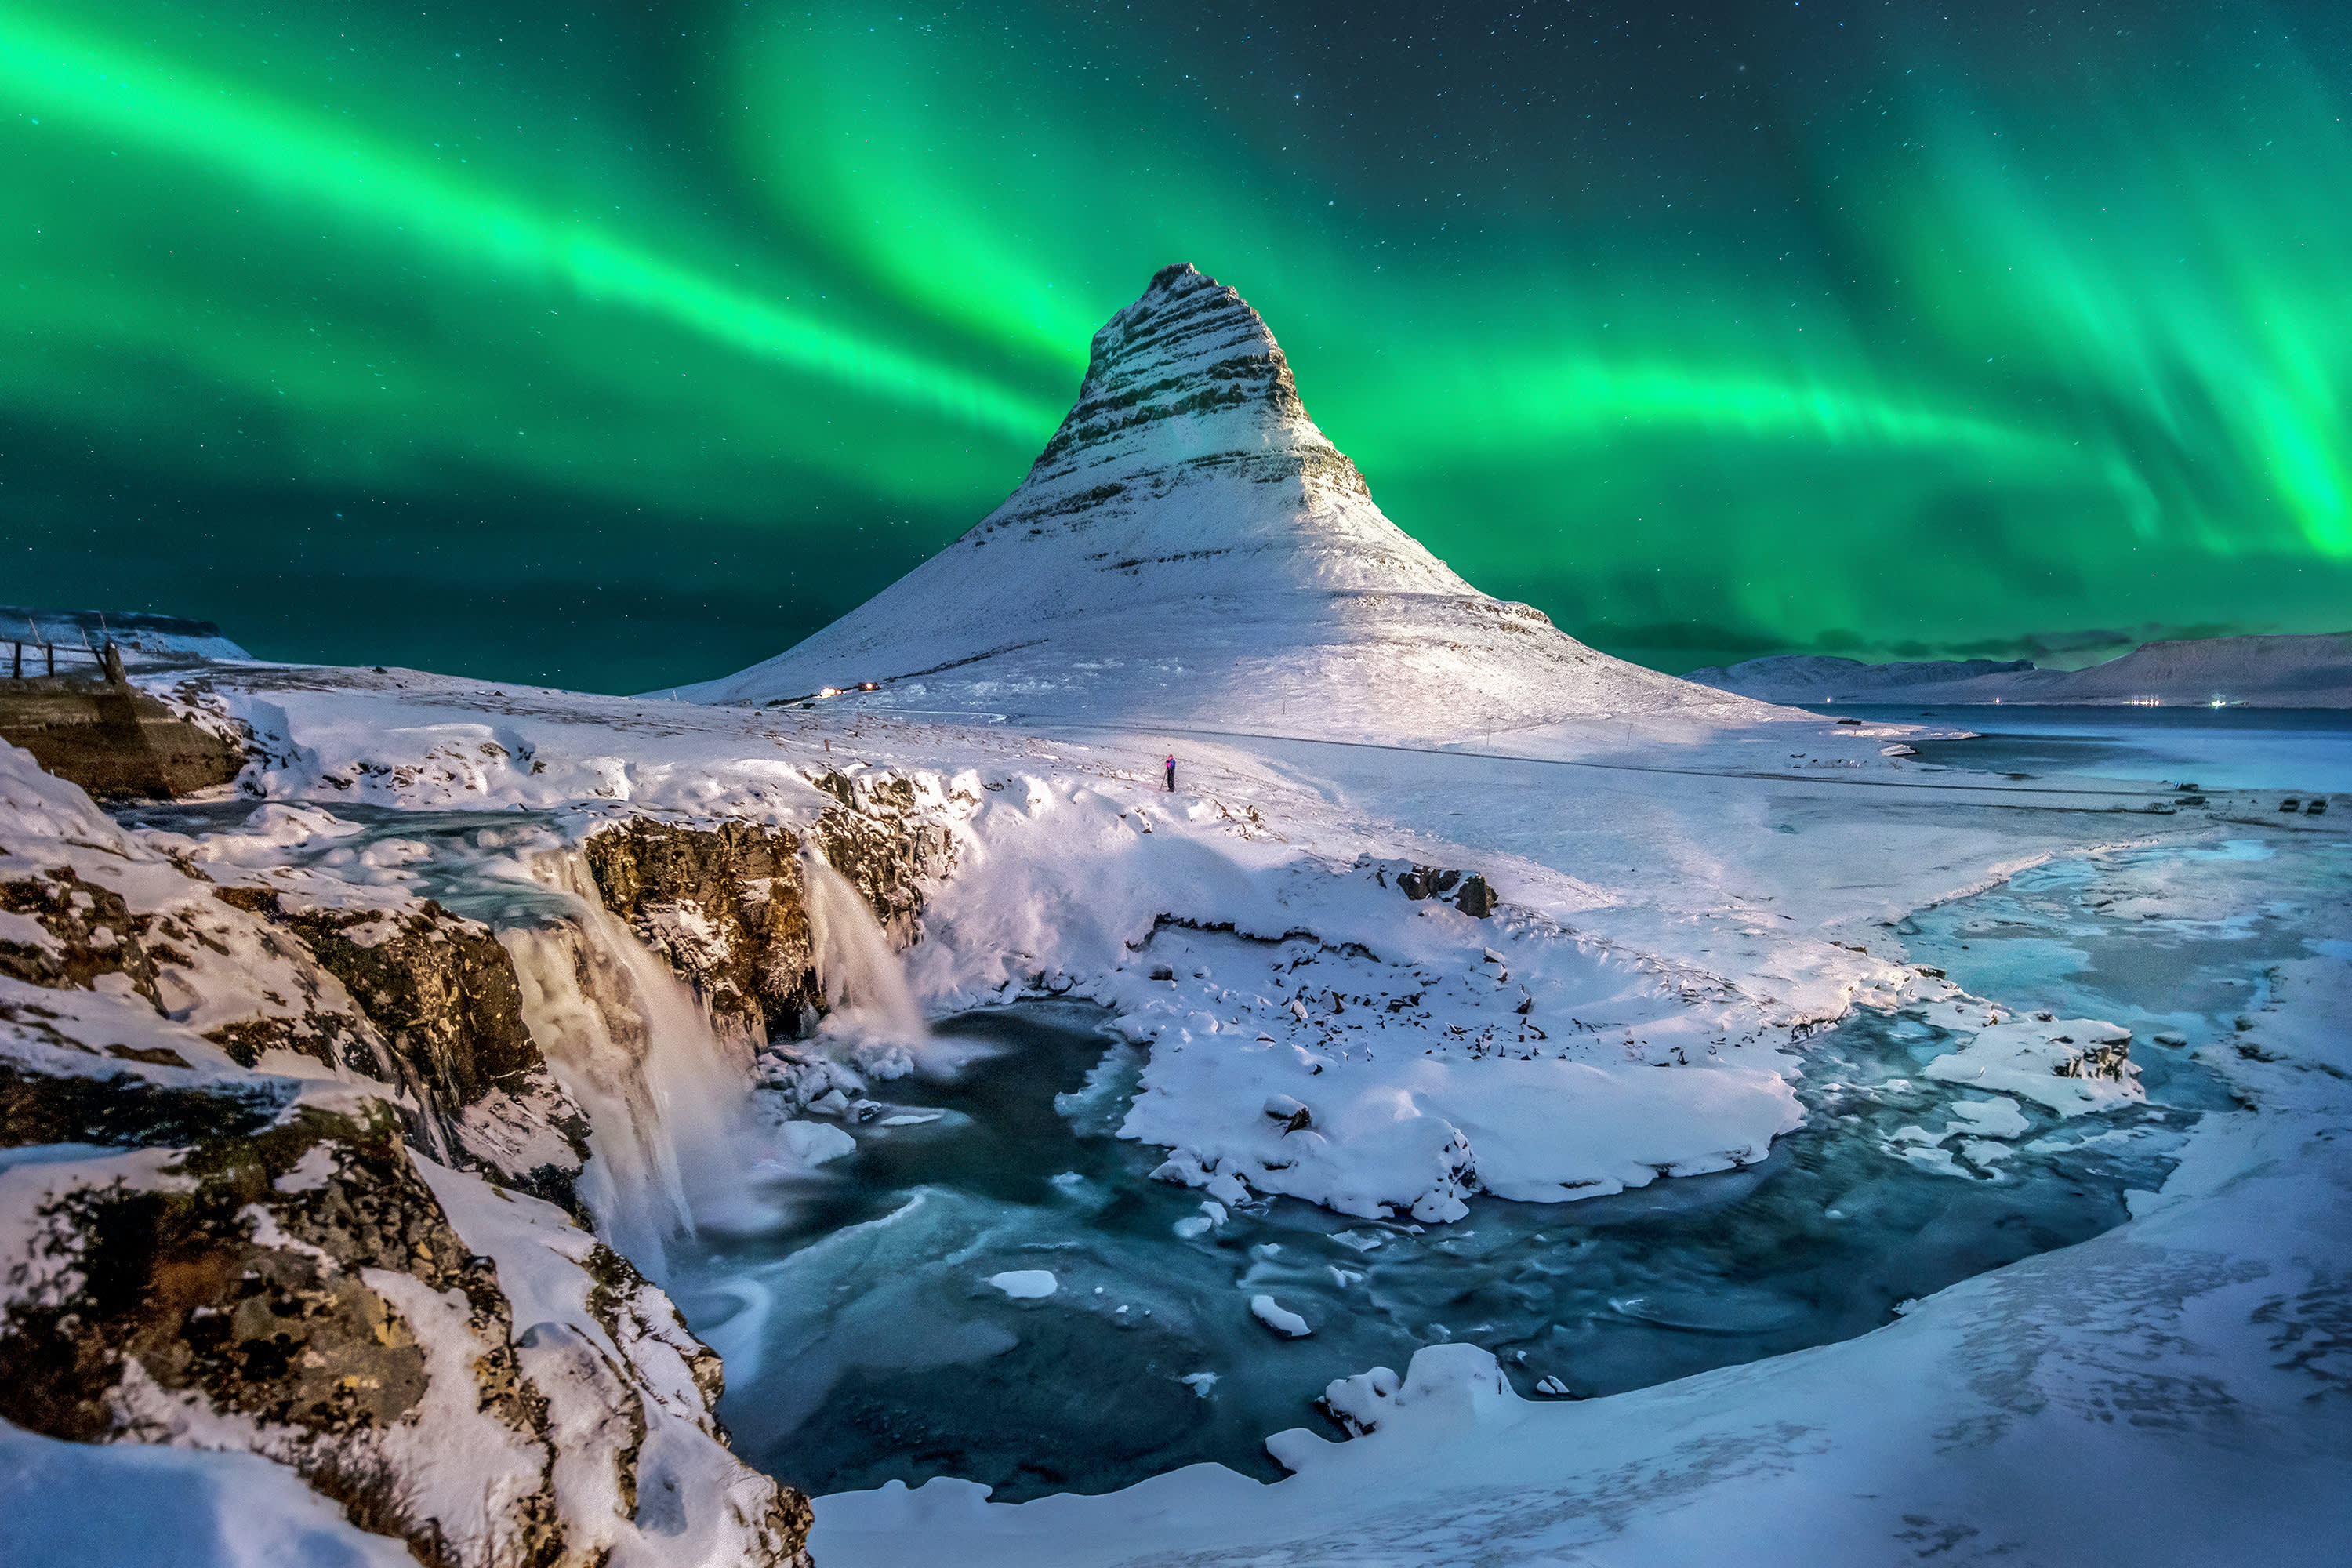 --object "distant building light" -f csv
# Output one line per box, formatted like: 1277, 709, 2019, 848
858, 681, 879, 691
818, 686, 842, 698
